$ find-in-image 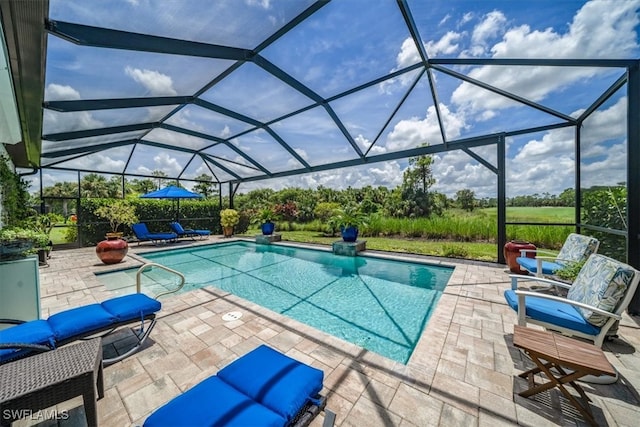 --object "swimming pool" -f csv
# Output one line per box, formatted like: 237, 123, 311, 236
98, 241, 453, 363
